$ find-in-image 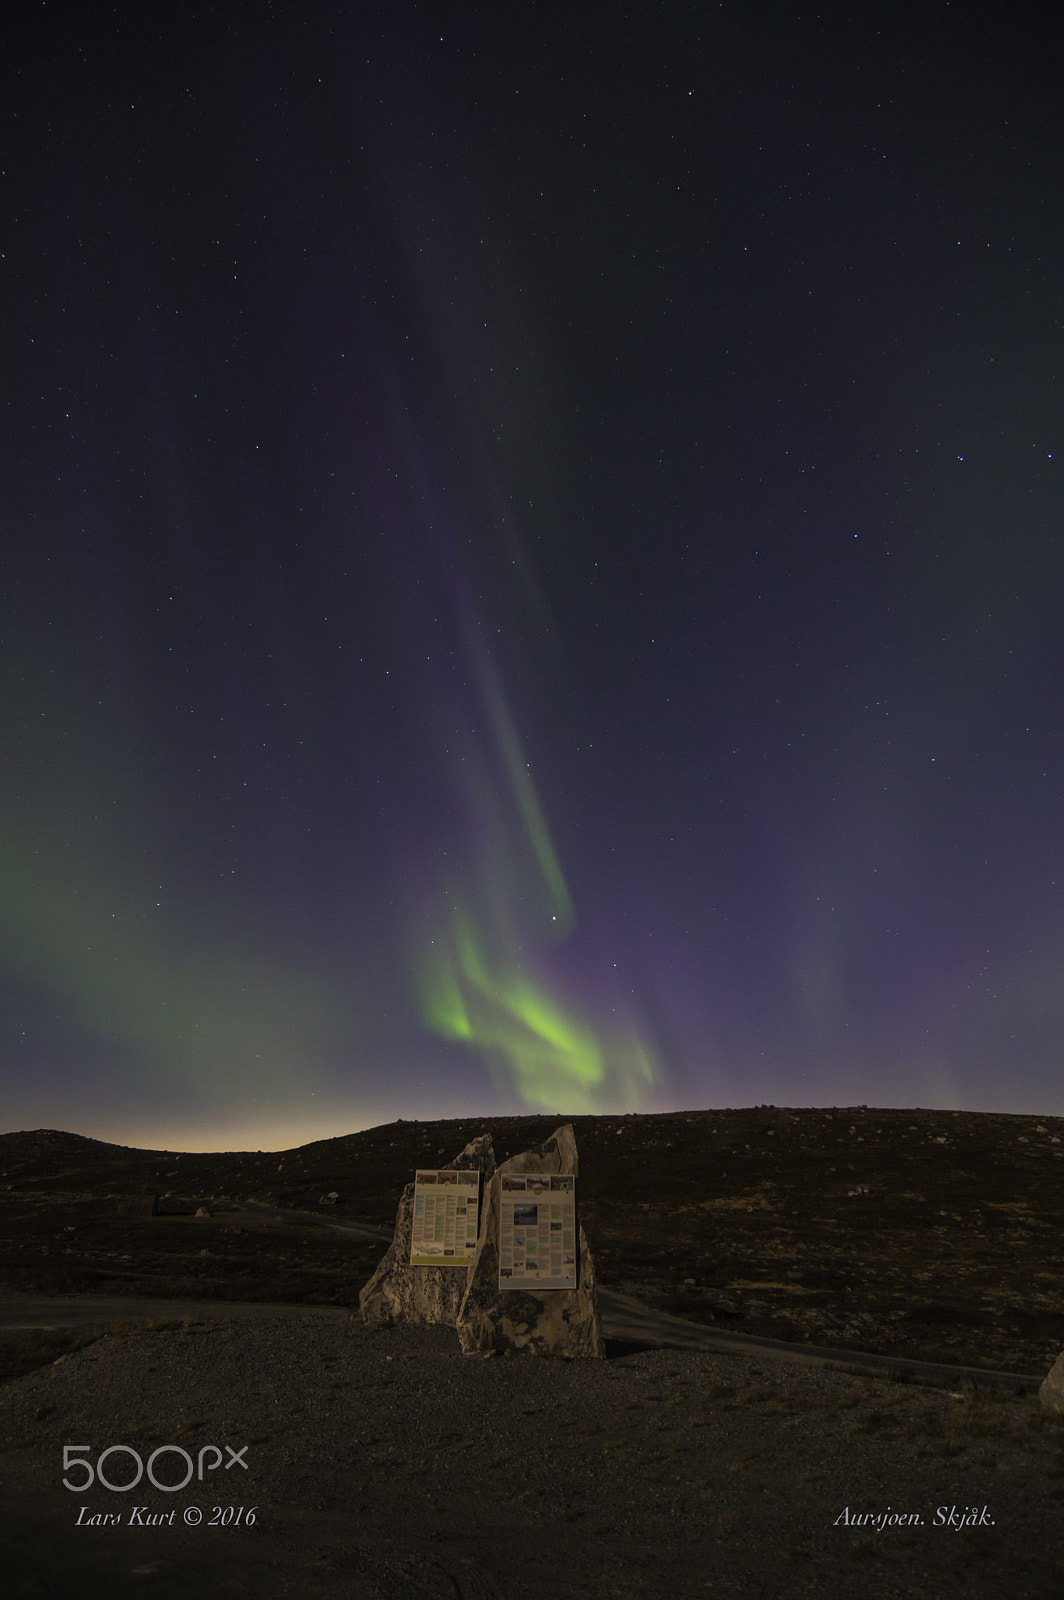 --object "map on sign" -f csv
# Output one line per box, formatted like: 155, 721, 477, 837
498, 1173, 577, 1290
409, 1169, 481, 1266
